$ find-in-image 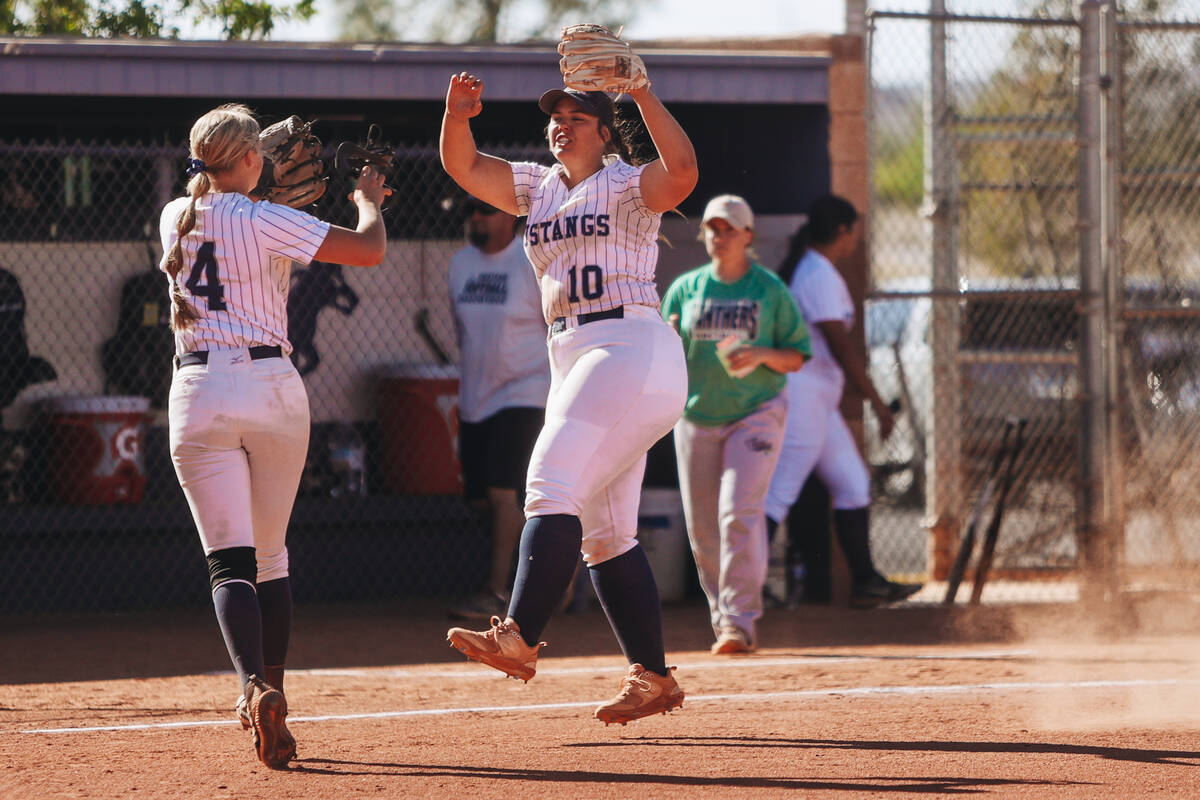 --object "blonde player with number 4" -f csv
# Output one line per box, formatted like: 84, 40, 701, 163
440, 66, 698, 724
160, 103, 389, 768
